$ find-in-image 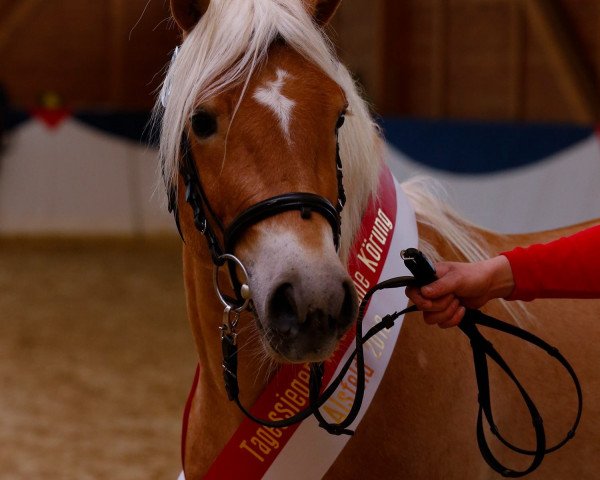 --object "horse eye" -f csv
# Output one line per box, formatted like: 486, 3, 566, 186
191, 110, 218, 138
336, 113, 345, 130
